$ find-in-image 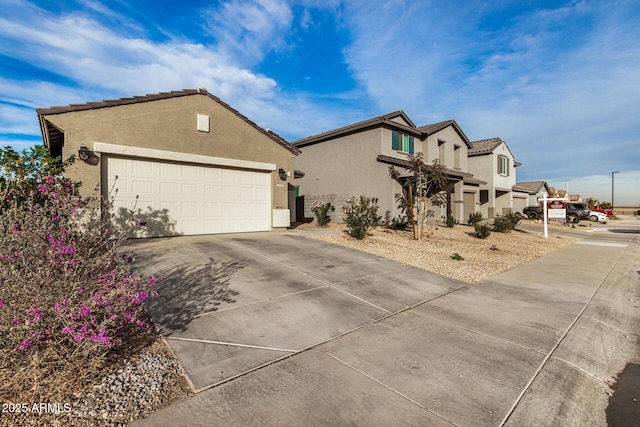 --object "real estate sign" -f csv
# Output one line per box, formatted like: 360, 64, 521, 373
548, 200, 566, 223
